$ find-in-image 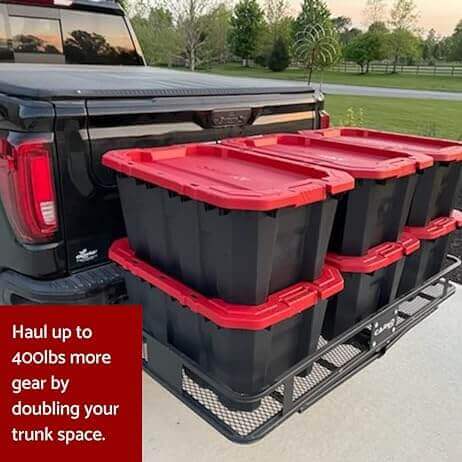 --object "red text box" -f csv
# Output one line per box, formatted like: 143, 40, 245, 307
0, 305, 142, 461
